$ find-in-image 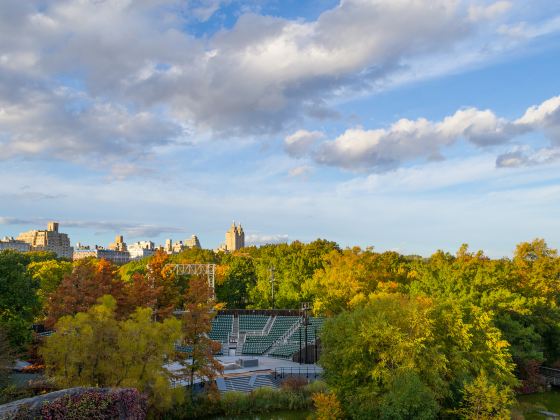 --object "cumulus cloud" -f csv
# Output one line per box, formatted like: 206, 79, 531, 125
245, 233, 289, 246
287, 95, 560, 171
288, 165, 313, 178
284, 130, 324, 158
0, 0, 555, 171
468, 1, 511, 21
0, 0, 526, 152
